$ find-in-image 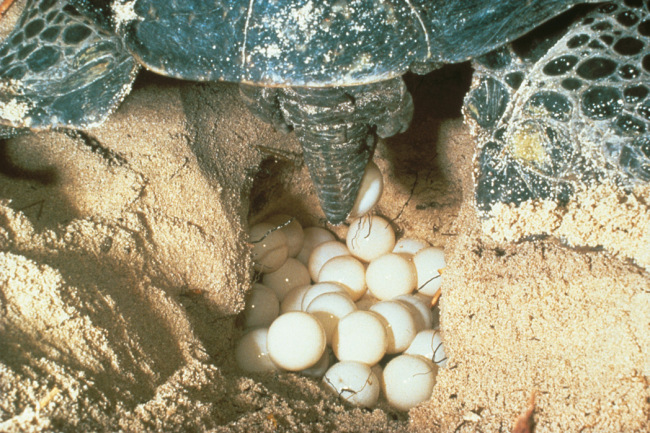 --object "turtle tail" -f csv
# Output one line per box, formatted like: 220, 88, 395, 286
241, 77, 413, 224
